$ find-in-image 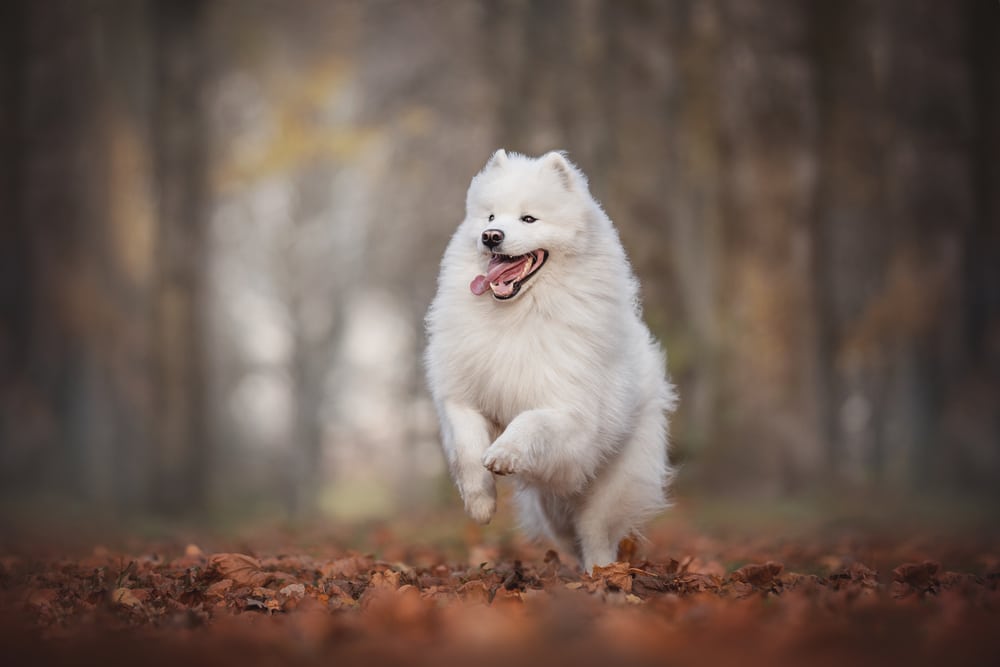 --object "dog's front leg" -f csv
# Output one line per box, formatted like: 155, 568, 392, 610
440, 401, 497, 524
482, 408, 601, 495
